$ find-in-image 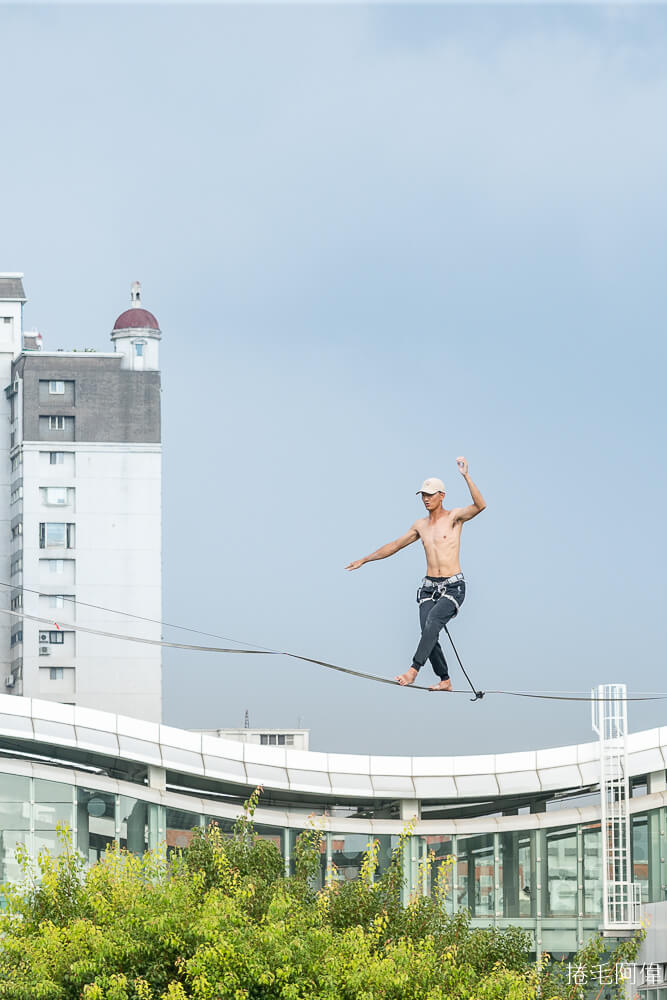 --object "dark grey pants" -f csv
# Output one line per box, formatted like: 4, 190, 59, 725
412, 577, 466, 678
